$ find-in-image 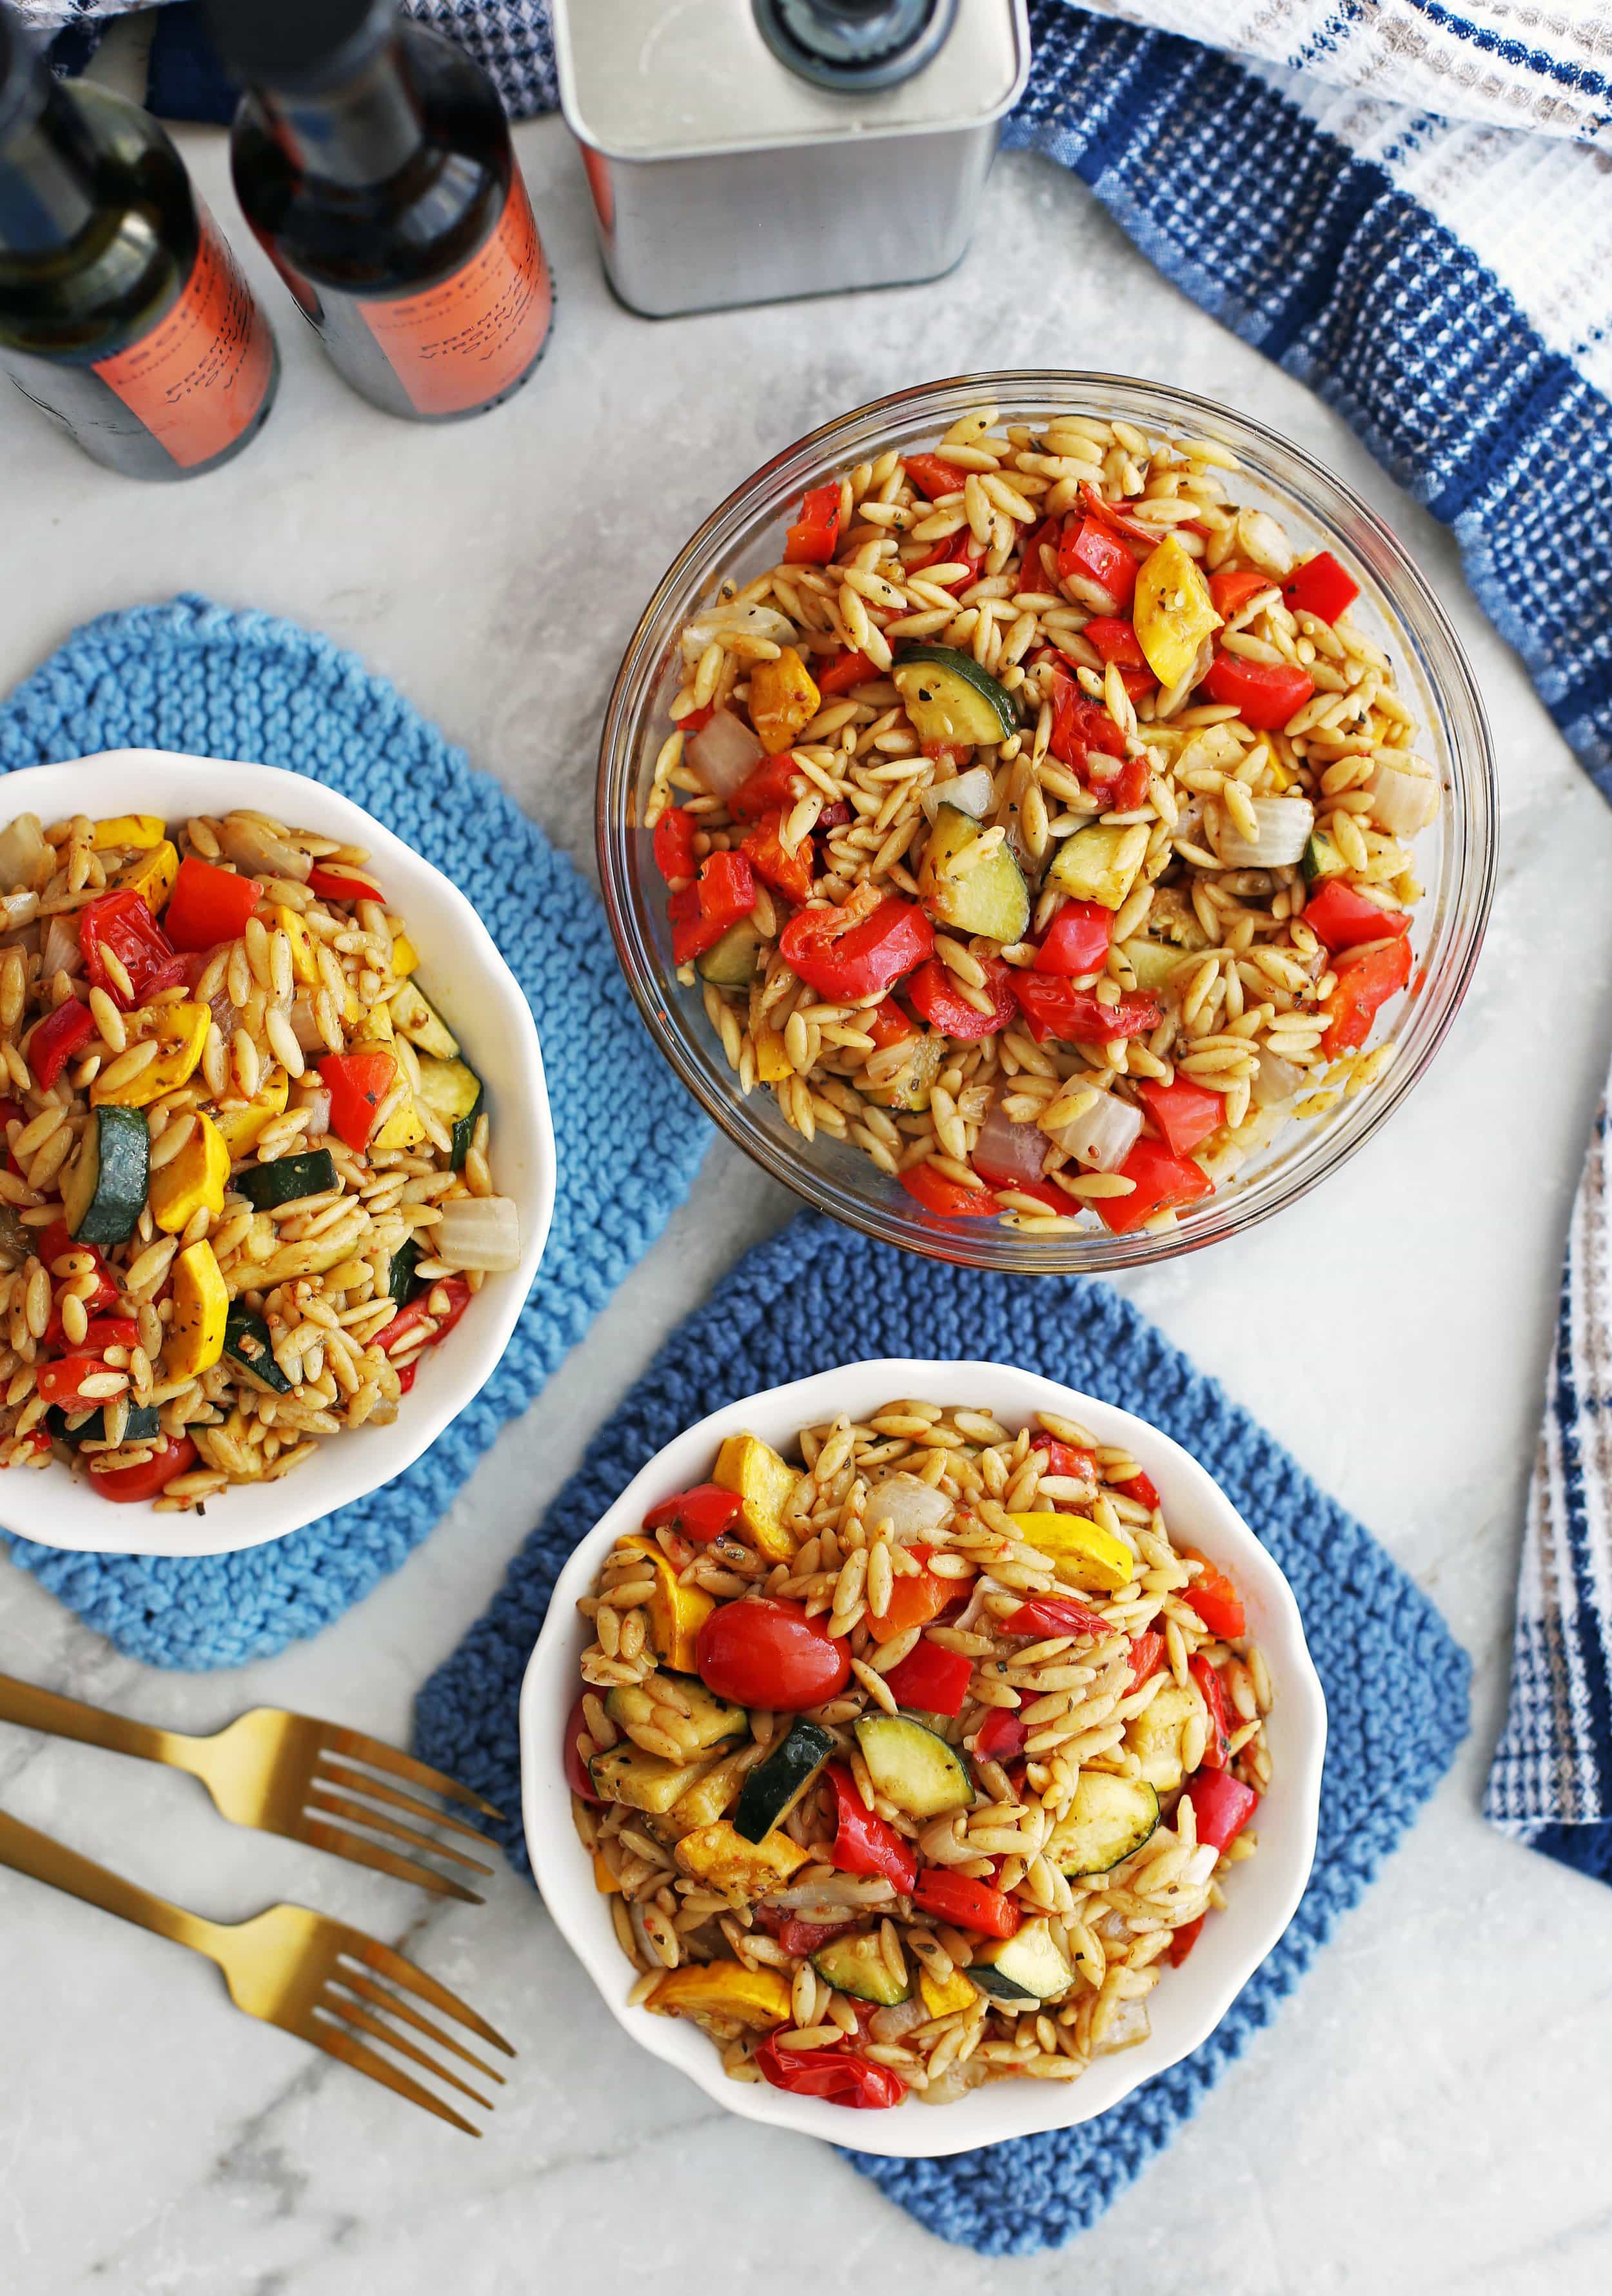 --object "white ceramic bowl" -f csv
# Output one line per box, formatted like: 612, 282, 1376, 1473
0, 749, 555, 1560
521, 1358, 1326, 2159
